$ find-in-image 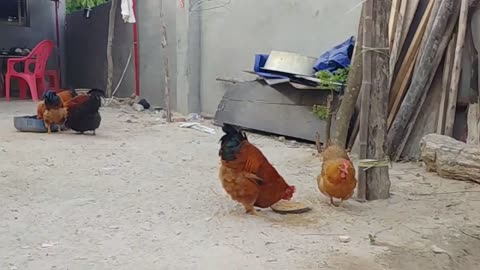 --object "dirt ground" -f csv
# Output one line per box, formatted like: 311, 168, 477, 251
0, 101, 479, 270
